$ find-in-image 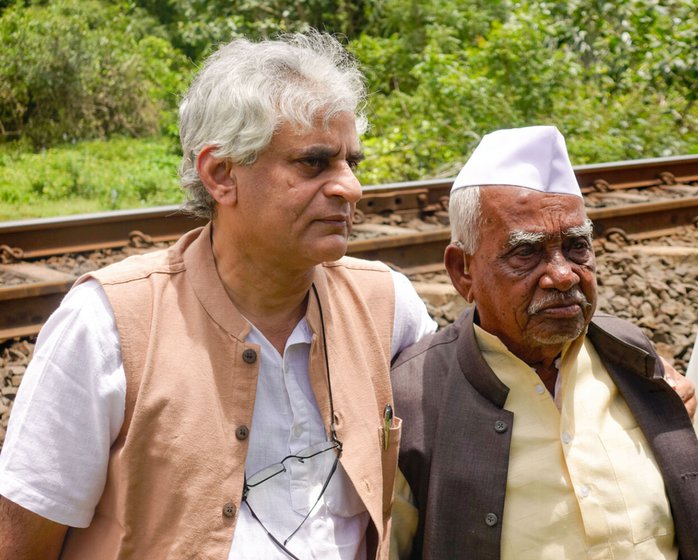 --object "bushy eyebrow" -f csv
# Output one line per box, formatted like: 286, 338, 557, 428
348, 151, 366, 163
507, 219, 594, 248
563, 219, 594, 241
296, 145, 365, 162
507, 230, 545, 247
